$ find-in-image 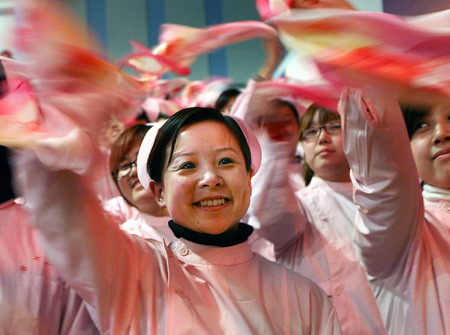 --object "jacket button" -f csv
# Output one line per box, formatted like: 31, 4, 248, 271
180, 247, 189, 256
176, 289, 187, 298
